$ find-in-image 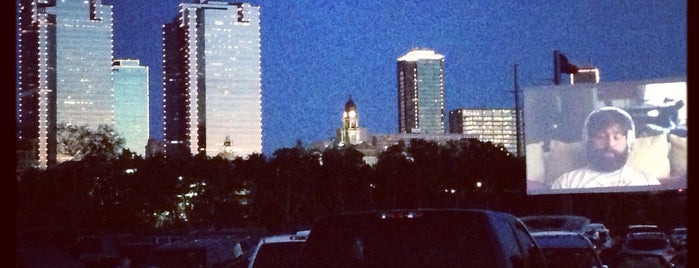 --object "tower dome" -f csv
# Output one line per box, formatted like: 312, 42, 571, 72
345, 95, 357, 112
